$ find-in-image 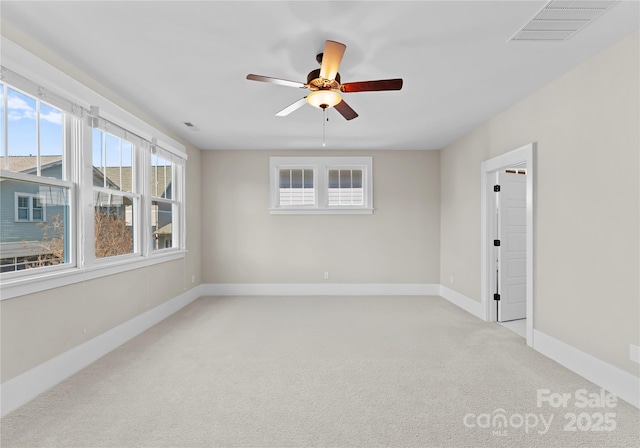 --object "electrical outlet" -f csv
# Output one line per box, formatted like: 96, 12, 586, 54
450, 275, 454, 285
191, 274, 195, 284
324, 271, 330, 280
